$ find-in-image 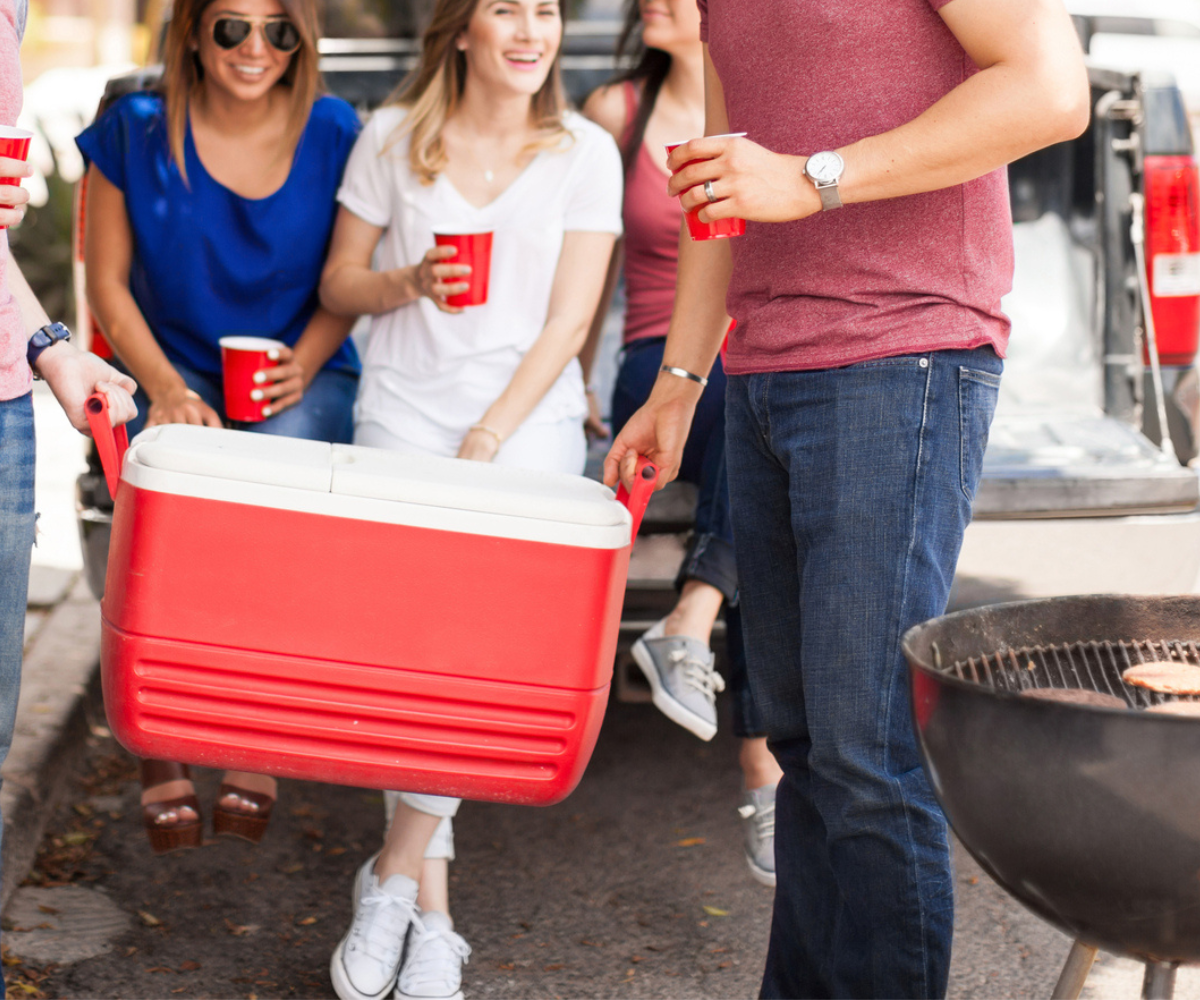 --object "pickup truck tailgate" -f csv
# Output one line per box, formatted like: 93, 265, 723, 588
976, 407, 1200, 518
